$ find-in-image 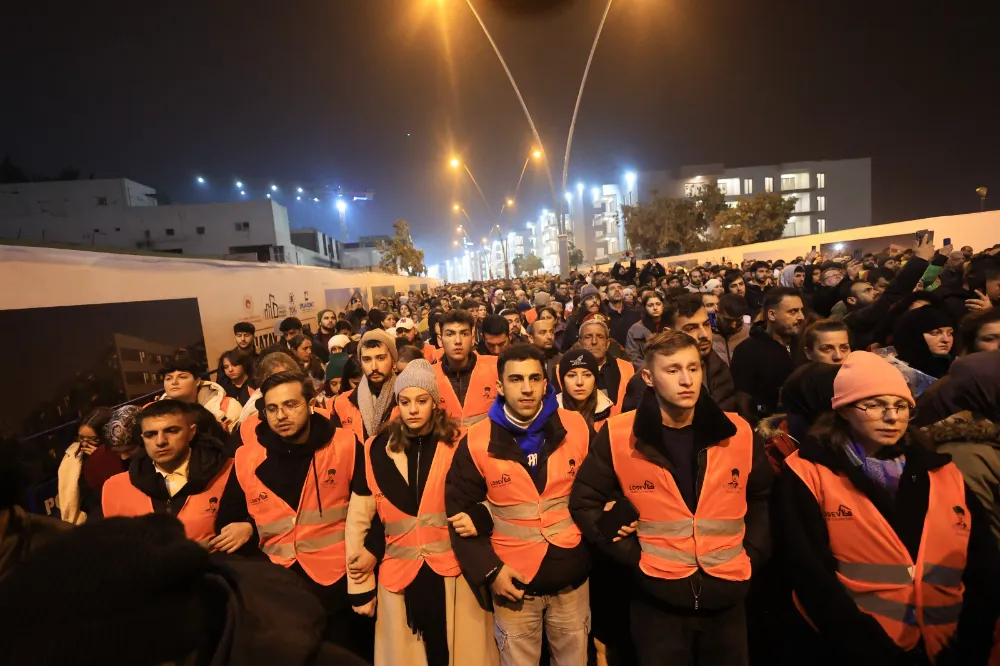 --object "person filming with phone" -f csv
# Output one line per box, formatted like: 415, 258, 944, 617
570, 330, 772, 666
